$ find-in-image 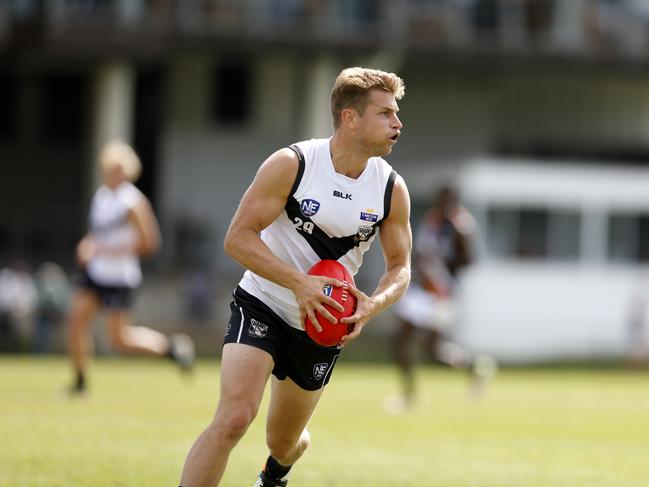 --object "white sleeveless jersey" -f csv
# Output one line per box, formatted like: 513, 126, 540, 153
86, 181, 144, 288
239, 138, 397, 330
